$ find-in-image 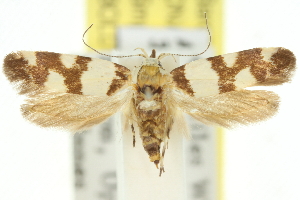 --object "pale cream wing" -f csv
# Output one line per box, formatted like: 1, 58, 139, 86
21, 87, 134, 132
170, 47, 295, 98
3, 51, 131, 97
172, 108, 190, 139
170, 89, 279, 128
